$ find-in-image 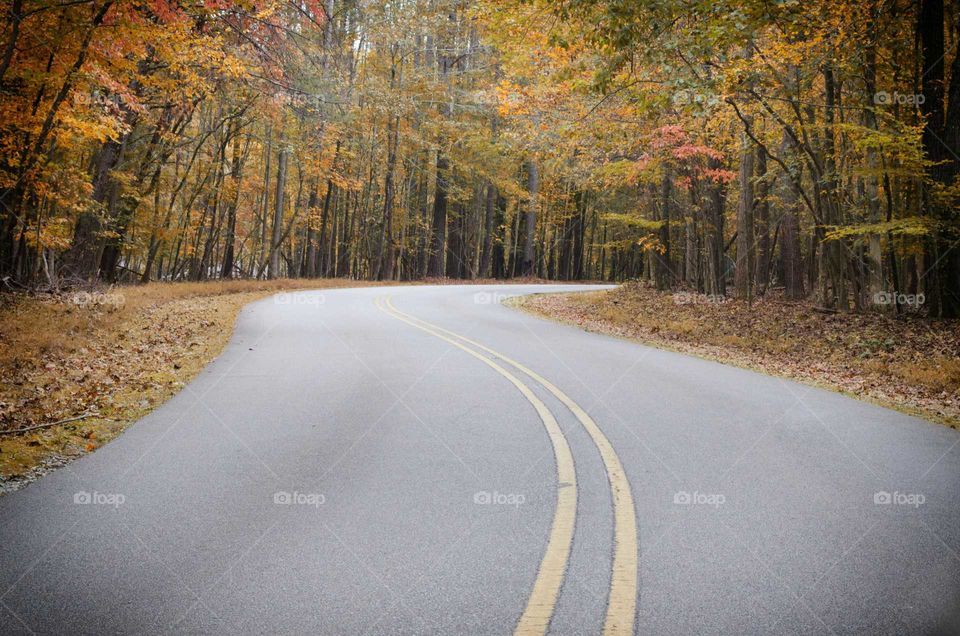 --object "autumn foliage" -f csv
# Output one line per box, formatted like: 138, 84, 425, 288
0, 0, 958, 316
